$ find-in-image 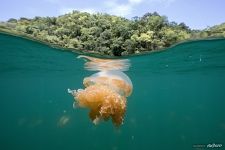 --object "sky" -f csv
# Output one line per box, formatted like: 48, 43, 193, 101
0, 0, 225, 29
